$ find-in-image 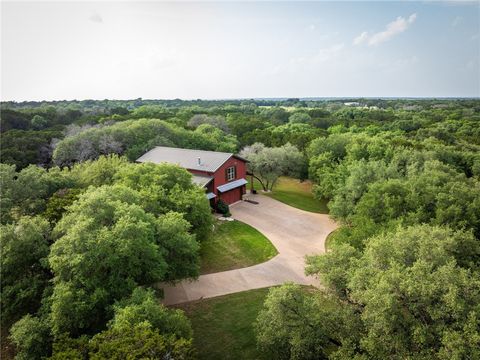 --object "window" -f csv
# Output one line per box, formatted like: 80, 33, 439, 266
226, 166, 236, 181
